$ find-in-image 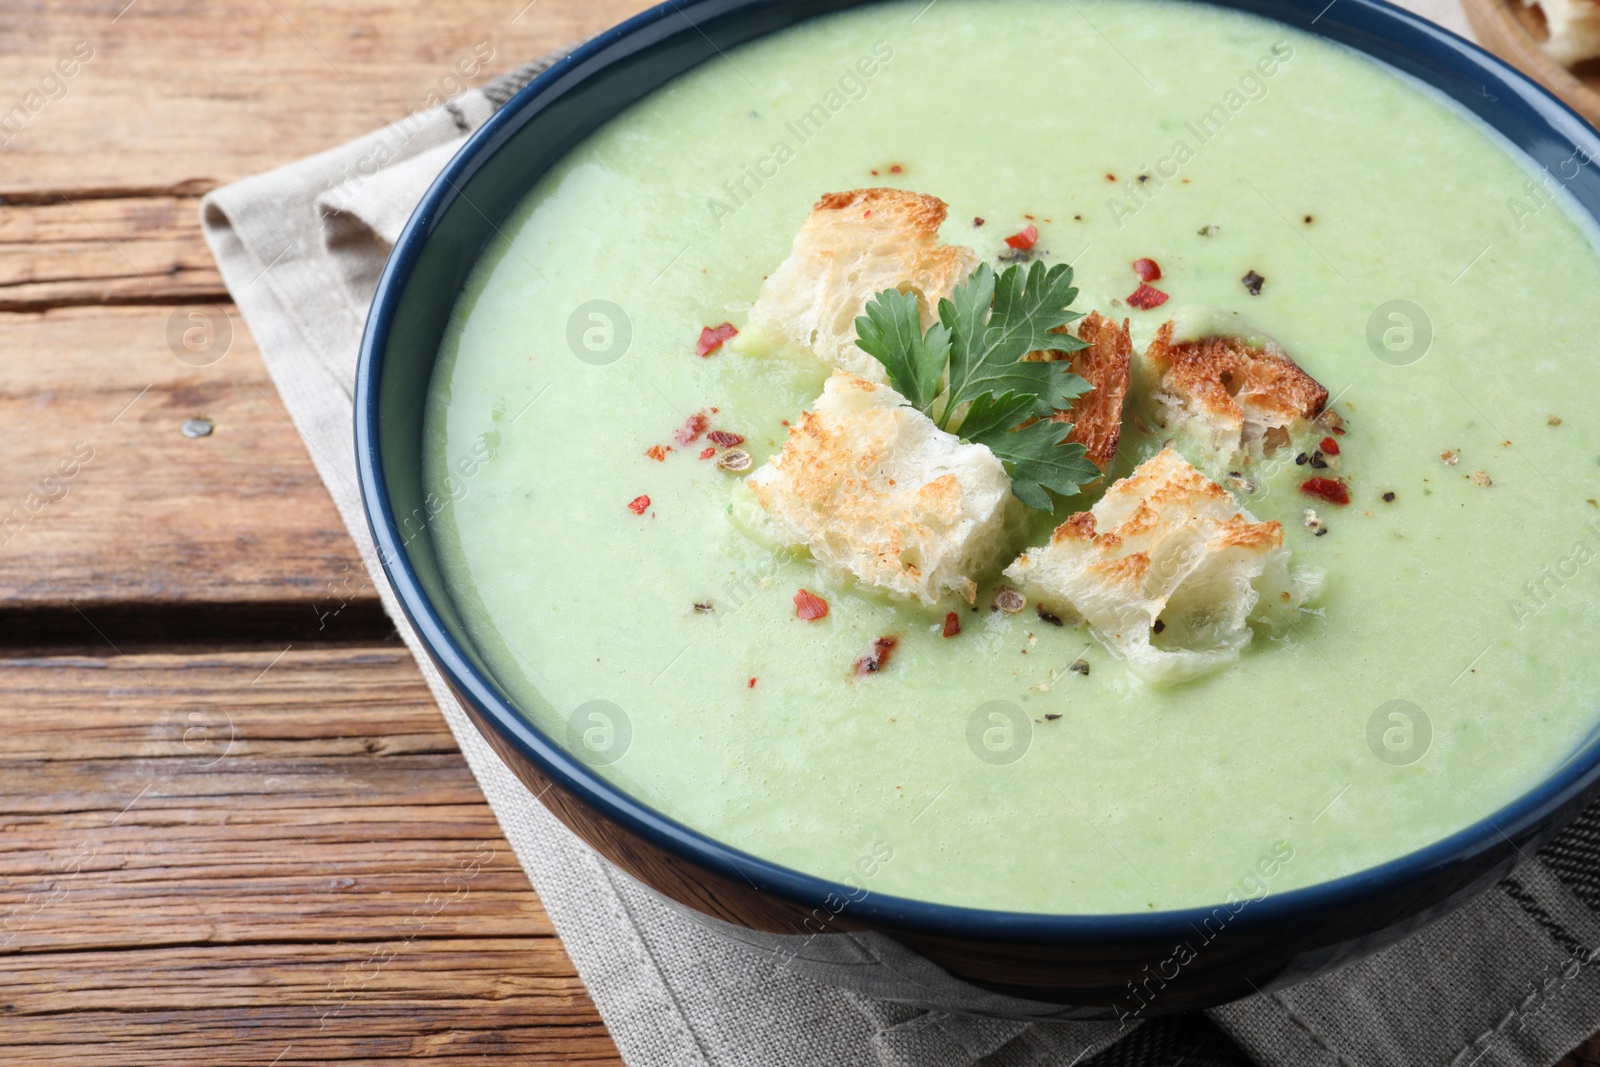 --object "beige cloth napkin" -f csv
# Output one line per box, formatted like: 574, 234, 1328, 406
200, 5, 1600, 1065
